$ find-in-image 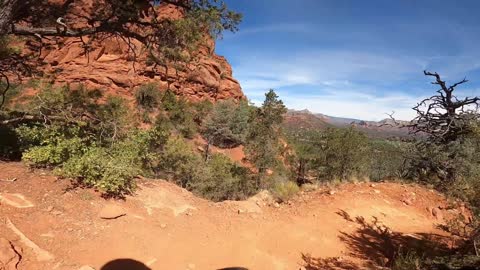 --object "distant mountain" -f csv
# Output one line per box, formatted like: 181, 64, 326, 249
313, 113, 364, 125
283, 109, 332, 132
284, 109, 411, 139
